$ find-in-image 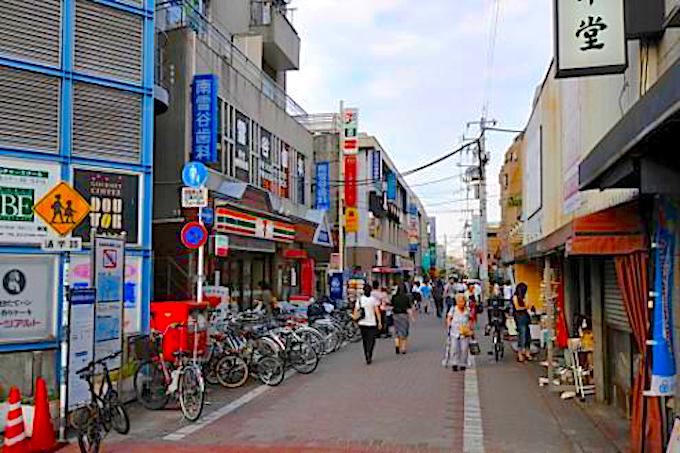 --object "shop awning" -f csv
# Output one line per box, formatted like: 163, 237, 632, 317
579, 58, 680, 193
371, 267, 403, 274
566, 200, 646, 255
517, 201, 646, 258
